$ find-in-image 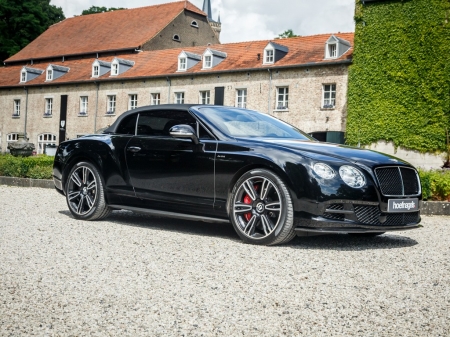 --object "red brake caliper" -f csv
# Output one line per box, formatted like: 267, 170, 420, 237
243, 194, 252, 221
243, 184, 258, 222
